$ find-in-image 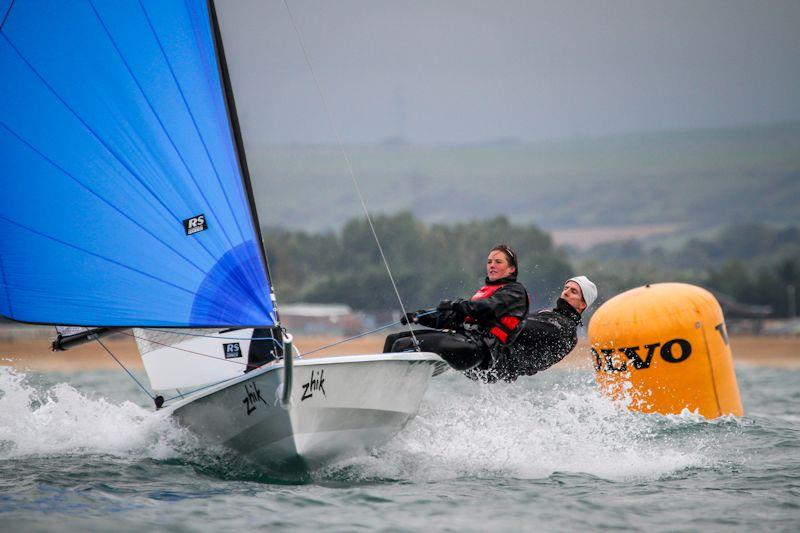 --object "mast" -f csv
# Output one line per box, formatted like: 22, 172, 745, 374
207, 0, 280, 325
